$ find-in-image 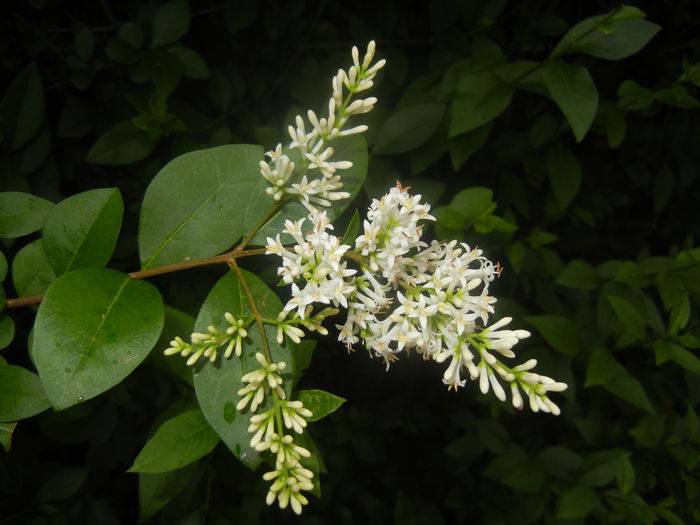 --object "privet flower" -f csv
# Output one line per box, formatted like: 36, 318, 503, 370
237, 352, 315, 515
163, 312, 250, 365
259, 41, 386, 210
268, 184, 568, 413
